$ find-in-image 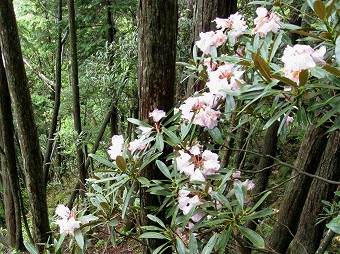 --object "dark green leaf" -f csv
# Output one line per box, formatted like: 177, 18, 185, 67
248, 208, 274, 220
326, 216, 340, 234
249, 191, 272, 212
140, 232, 167, 239
176, 237, 187, 254
147, 214, 166, 229
162, 127, 181, 145
89, 153, 116, 168
156, 160, 172, 179
201, 233, 217, 254
24, 241, 39, 254
155, 132, 164, 151
238, 226, 265, 248
127, 118, 151, 127
317, 105, 340, 127
75, 230, 84, 249
122, 183, 135, 219
189, 234, 198, 254
208, 127, 224, 145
